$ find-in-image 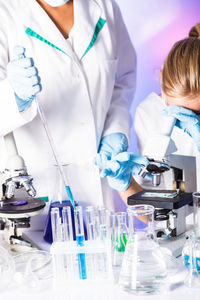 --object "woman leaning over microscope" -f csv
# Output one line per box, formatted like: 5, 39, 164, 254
96, 22, 200, 201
